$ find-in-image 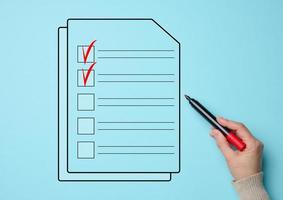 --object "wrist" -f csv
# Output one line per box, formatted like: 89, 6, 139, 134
232, 172, 270, 200
233, 168, 261, 181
